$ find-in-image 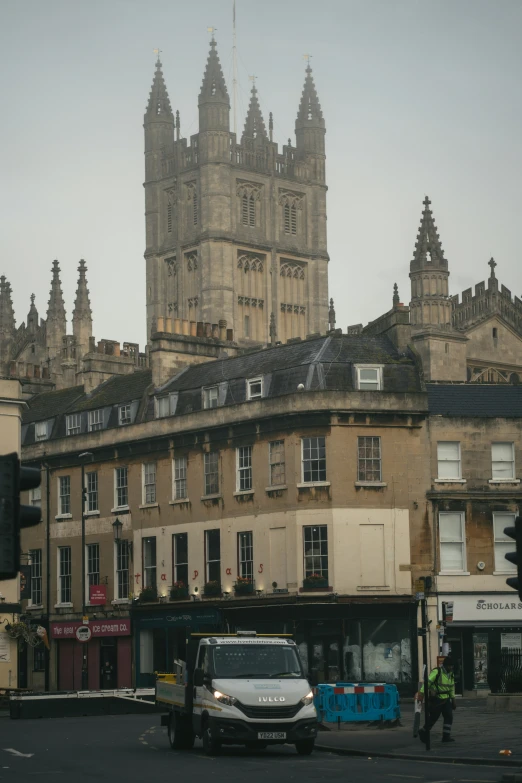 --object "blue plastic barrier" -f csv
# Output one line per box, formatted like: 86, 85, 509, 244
313, 682, 400, 723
